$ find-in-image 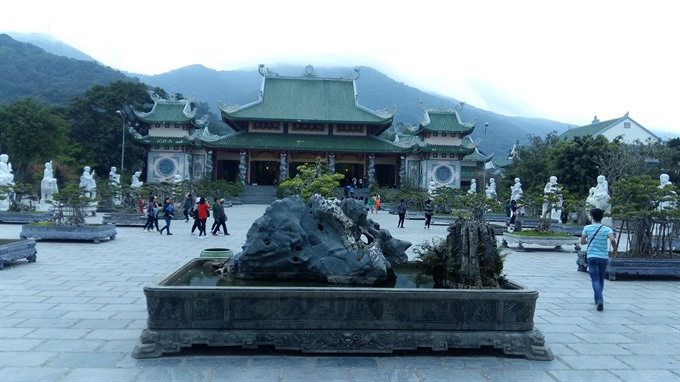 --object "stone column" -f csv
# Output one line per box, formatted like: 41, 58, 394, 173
368, 154, 376, 186
399, 156, 406, 188
328, 153, 335, 174
205, 151, 213, 181
279, 152, 287, 181
239, 150, 247, 184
